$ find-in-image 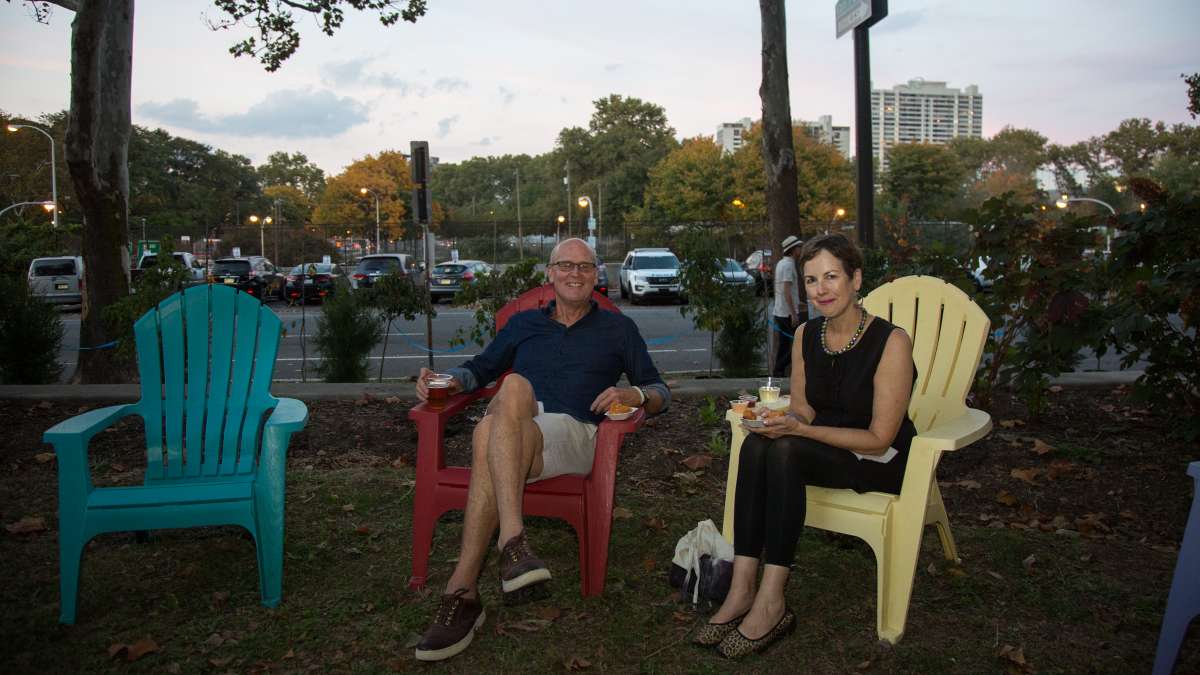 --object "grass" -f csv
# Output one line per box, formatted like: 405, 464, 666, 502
0, 460, 1184, 673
